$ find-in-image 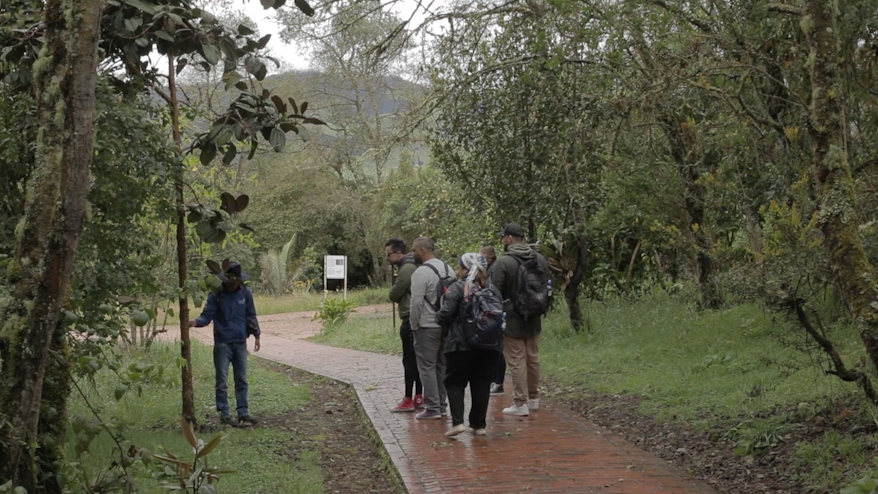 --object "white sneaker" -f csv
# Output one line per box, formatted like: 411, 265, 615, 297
502, 404, 529, 416
445, 424, 467, 437
528, 399, 539, 410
